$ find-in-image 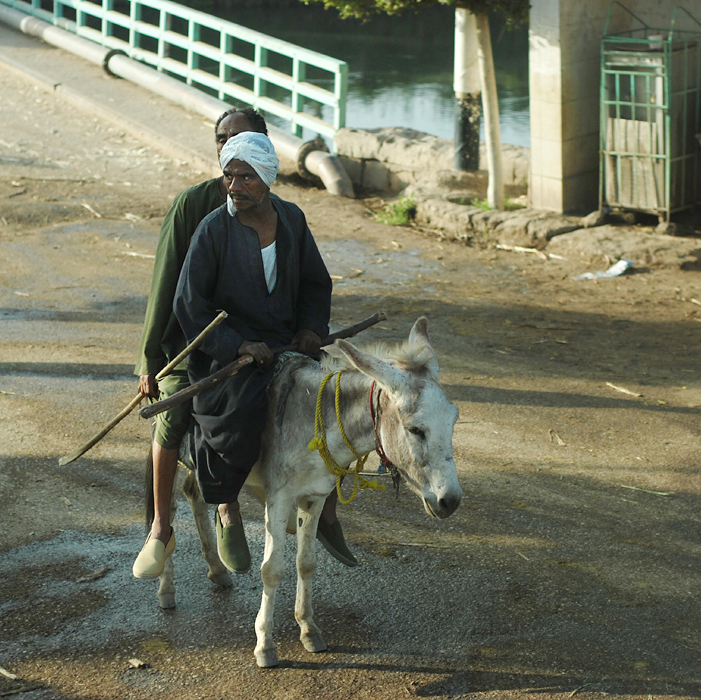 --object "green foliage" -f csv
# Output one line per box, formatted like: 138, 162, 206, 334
302, 0, 529, 24
471, 196, 525, 211
470, 196, 490, 211
376, 197, 417, 226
